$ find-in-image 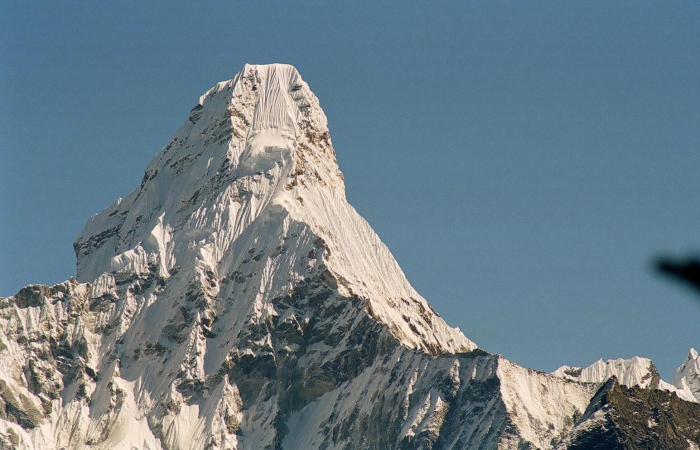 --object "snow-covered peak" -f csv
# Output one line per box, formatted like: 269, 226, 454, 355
553, 355, 699, 403
553, 356, 659, 388
75, 63, 341, 282
673, 348, 700, 402
72, 63, 475, 355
